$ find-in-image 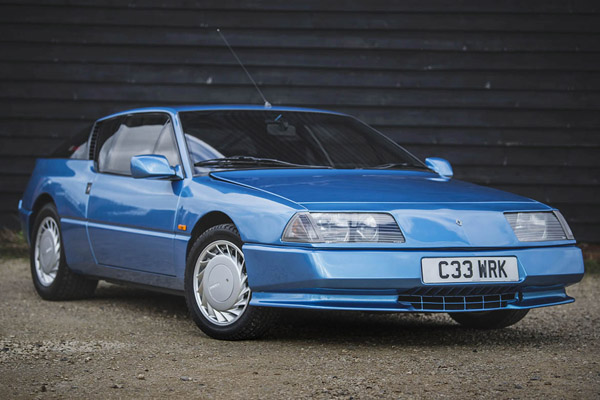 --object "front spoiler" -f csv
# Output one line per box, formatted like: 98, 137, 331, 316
249, 287, 574, 312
